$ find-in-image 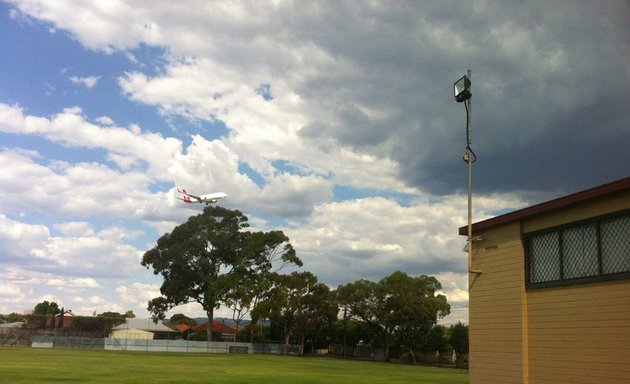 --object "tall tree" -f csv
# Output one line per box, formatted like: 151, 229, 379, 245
33, 301, 60, 316
228, 230, 303, 341
384, 271, 450, 362
449, 322, 469, 358
253, 271, 331, 355
223, 278, 254, 341
292, 281, 338, 355
337, 271, 450, 361
336, 278, 394, 358
141, 206, 301, 341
